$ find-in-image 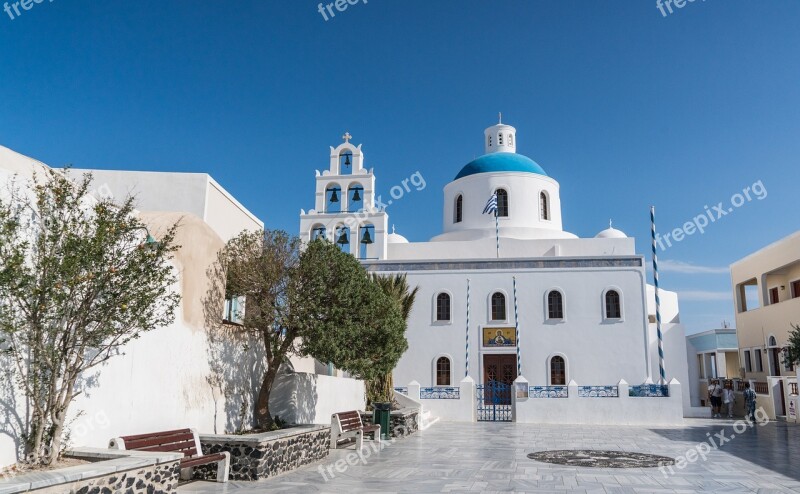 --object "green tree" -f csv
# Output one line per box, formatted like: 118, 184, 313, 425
0, 169, 180, 466
785, 324, 800, 367
215, 235, 406, 430
294, 241, 407, 383
366, 274, 419, 405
